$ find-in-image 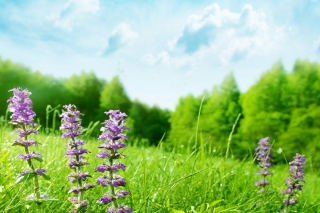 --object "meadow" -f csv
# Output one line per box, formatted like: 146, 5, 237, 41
0, 119, 319, 213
